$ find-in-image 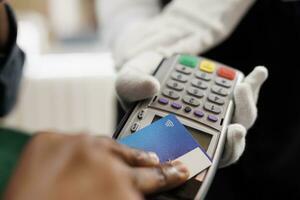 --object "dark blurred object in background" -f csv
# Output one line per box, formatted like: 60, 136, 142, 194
202, 0, 300, 199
